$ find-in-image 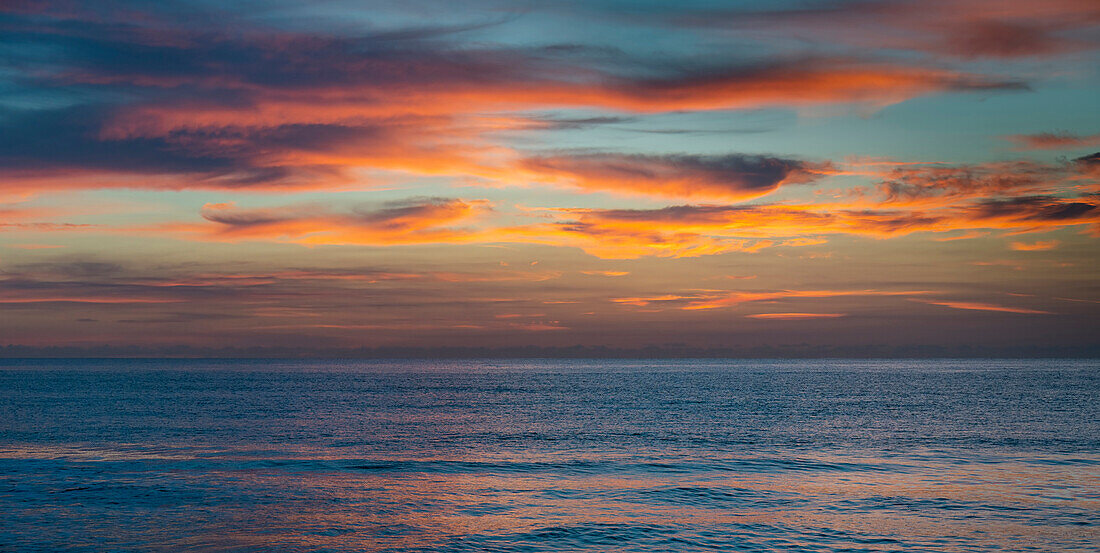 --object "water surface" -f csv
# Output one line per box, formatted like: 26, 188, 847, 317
1, 359, 1097, 551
